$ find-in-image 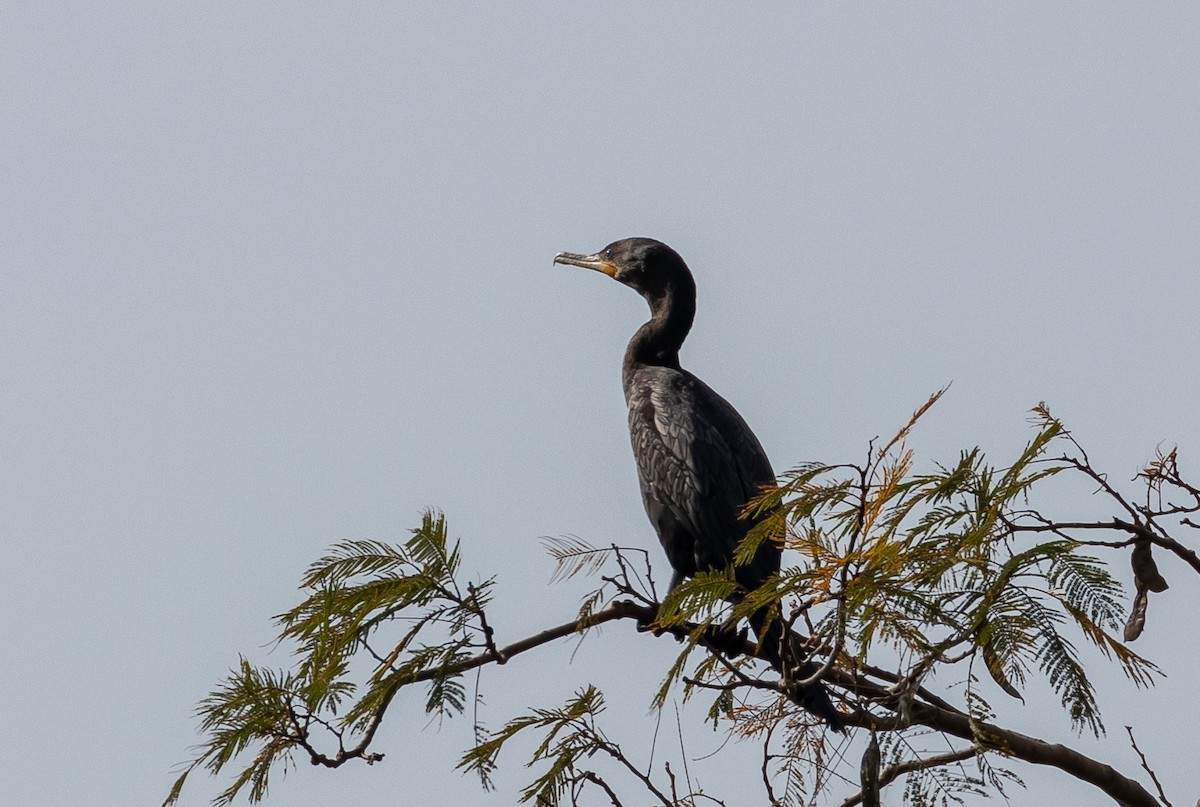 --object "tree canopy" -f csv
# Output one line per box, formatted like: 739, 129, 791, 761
165, 393, 1195, 807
